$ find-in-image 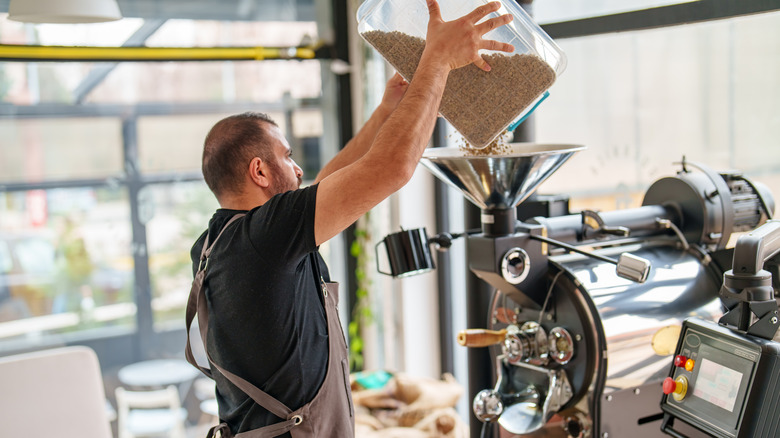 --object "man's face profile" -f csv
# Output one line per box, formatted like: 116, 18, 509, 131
265, 124, 303, 195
